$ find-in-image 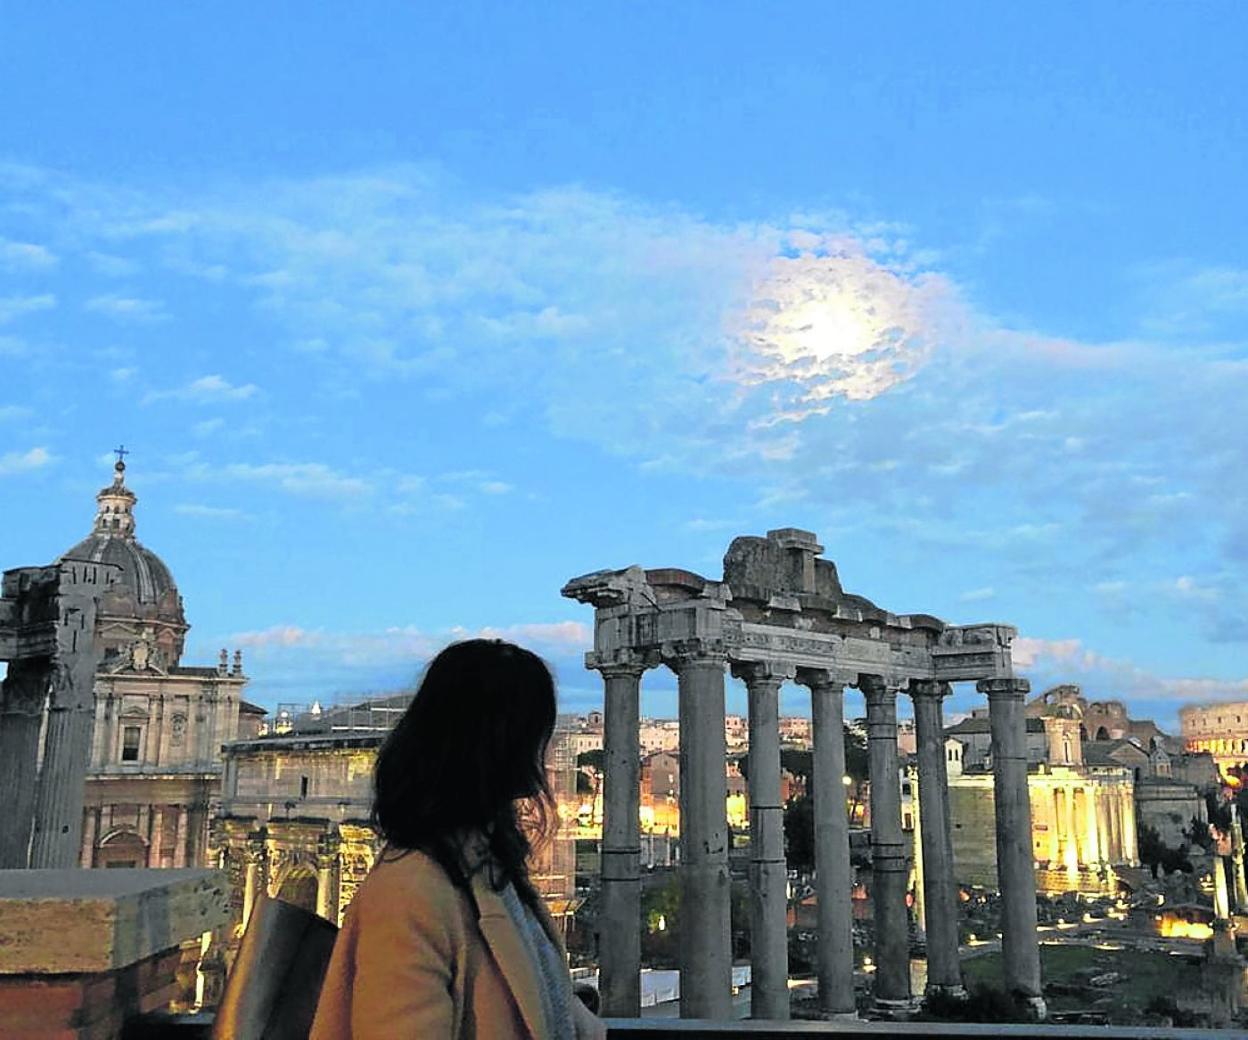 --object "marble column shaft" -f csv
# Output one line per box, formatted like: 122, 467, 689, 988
30, 700, 95, 868
0, 660, 47, 868
674, 651, 732, 1019
598, 660, 645, 1017
81, 806, 100, 868
863, 675, 911, 1006
150, 805, 166, 868
735, 662, 791, 1020
173, 805, 189, 868
801, 670, 856, 1016
909, 680, 962, 995
979, 677, 1043, 1008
